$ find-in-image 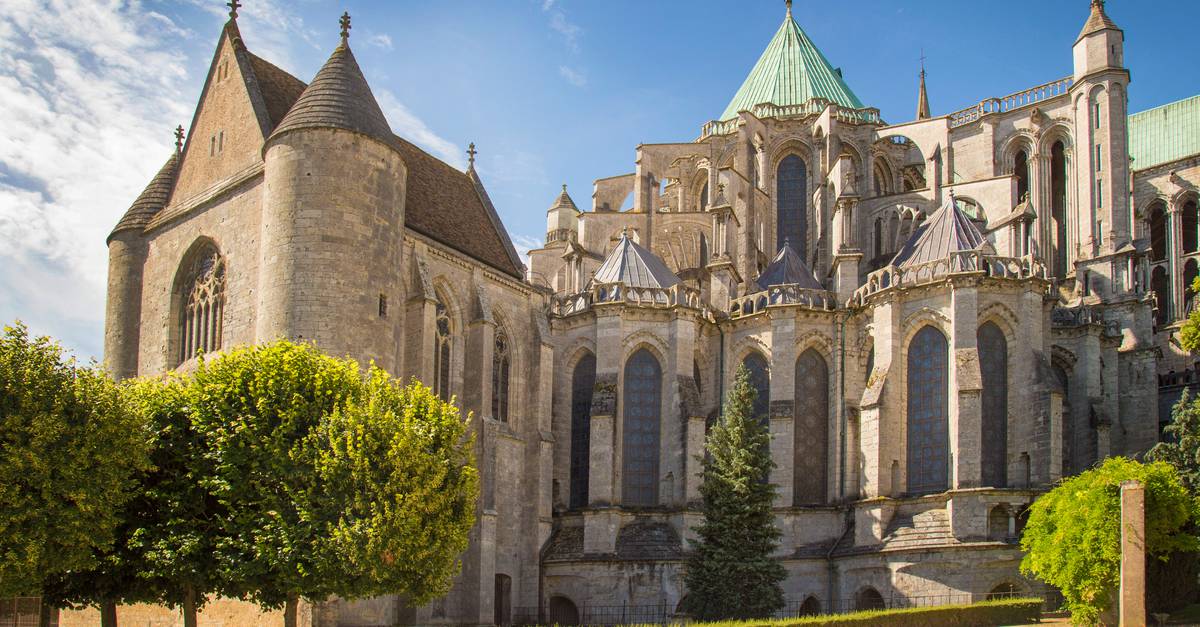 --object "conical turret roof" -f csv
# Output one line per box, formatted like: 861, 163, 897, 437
108, 153, 178, 243
756, 241, 823, 290
549, 184, 579, 213
720, 6, 865, 121
891, 194, 992, 268
592, 232, 680, 289
270, 41, 392, 143
1078, 0, 1120, 41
